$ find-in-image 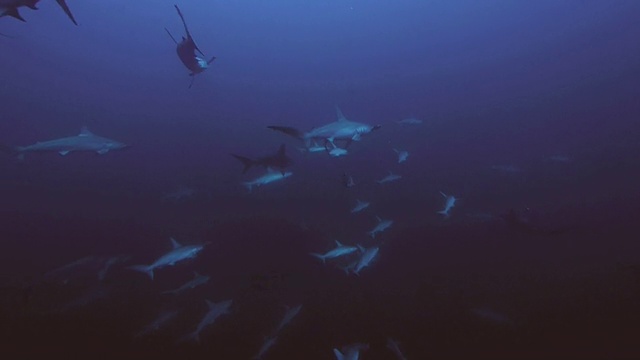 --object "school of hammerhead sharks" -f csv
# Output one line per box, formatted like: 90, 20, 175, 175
2, 2, 569, 359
